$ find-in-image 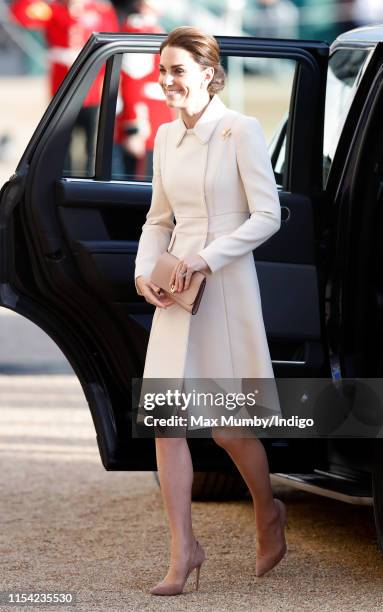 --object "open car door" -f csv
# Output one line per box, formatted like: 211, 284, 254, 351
0, 32, 329, 470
